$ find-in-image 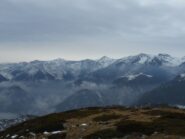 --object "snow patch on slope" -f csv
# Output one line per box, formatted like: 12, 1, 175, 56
121, 73, 153, 81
